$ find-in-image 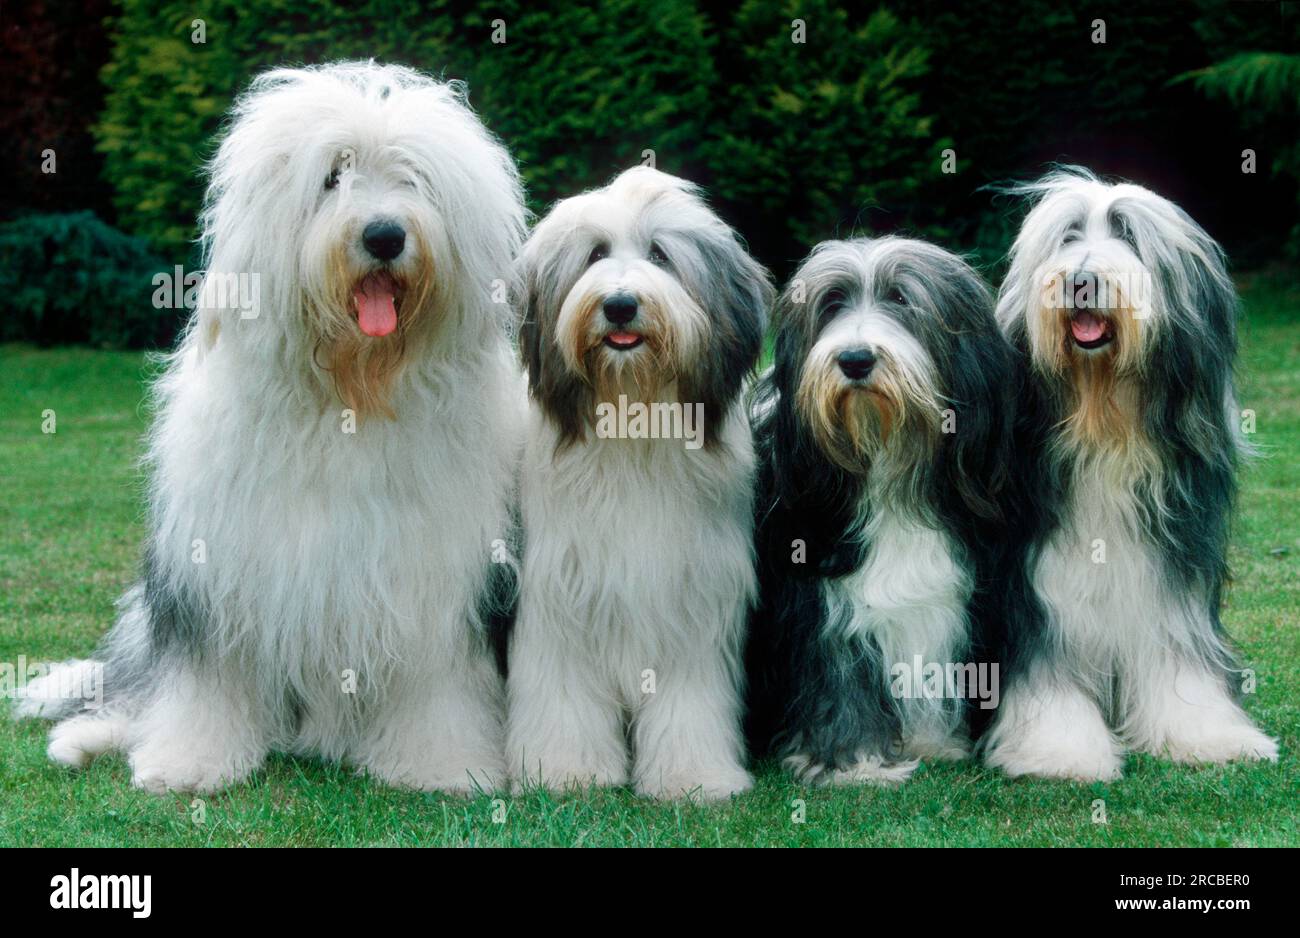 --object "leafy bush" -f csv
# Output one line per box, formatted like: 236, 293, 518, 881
704, 2, 940, 268
95, 0, 464, 259
94, 0, 715, 259
85, 0, 1300, 279
0, 212, 175, 348
463, 0, 716, 213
